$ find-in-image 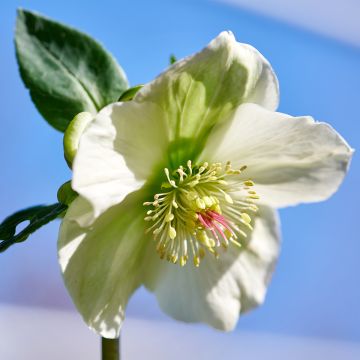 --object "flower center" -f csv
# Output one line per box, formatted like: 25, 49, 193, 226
144, 161, 259, 267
